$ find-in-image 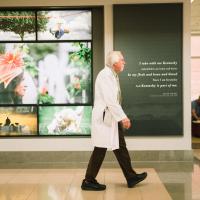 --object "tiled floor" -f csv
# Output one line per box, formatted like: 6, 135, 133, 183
193, 149, 200, 200
0, 151, 200, 200
194, 149, 200, 160
0, 168, 171, 200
